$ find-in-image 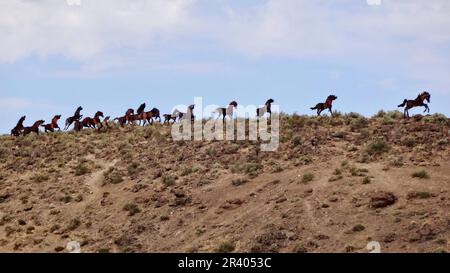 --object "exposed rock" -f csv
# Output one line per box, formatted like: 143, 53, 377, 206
369, 191, 397, 209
